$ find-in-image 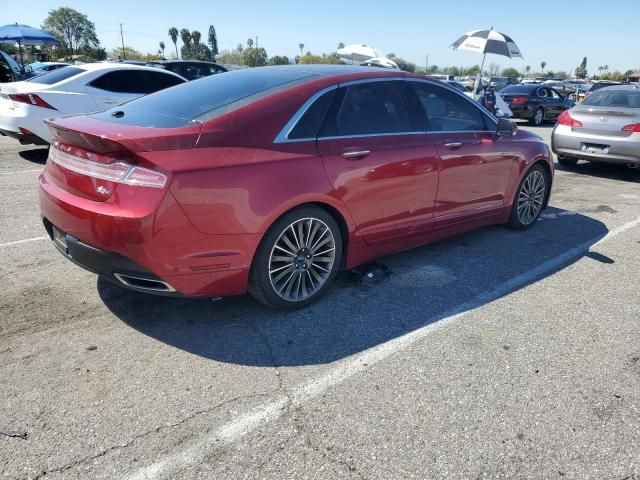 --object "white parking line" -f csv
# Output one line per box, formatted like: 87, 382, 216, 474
128, 215, 640, 480
0, 169, 43, 175
0, 236, 48, 248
